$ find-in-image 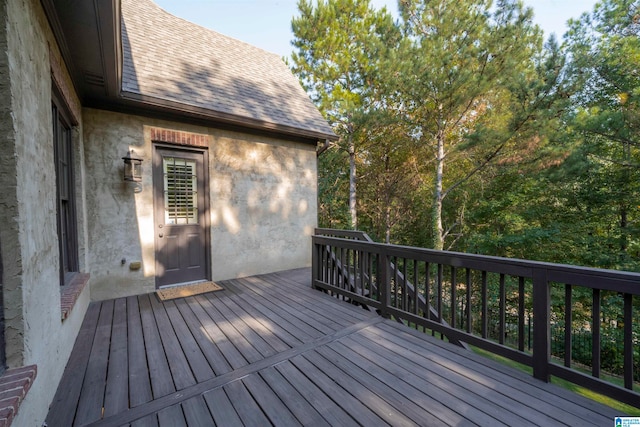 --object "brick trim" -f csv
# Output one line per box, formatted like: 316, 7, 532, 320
0, 365, 37, 427
61, 273, 90, 321
149, 127, 212, 148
